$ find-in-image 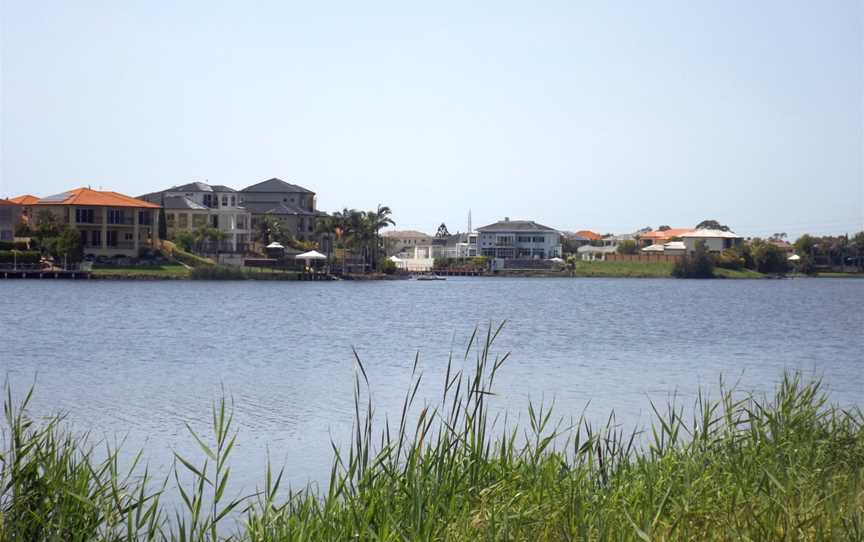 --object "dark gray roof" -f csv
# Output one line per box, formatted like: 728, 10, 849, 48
476, 220, 558, 233
138, 181, 237, 200
240, 178, 314, 194
209, 185, 237, 192
162, 195, 208, 210
243, 201, 317, 216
